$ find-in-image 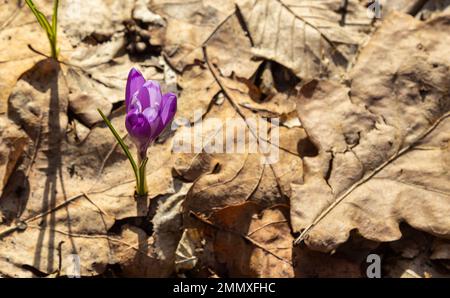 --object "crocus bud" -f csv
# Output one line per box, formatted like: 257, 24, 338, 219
125, 68, 177, 159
